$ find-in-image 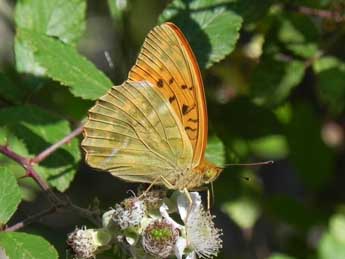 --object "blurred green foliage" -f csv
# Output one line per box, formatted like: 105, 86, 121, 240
0, 0, 345, 258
